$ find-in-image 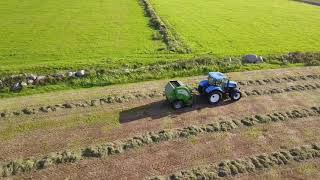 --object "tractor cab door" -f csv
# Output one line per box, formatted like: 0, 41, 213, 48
221, 79, 230, 92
